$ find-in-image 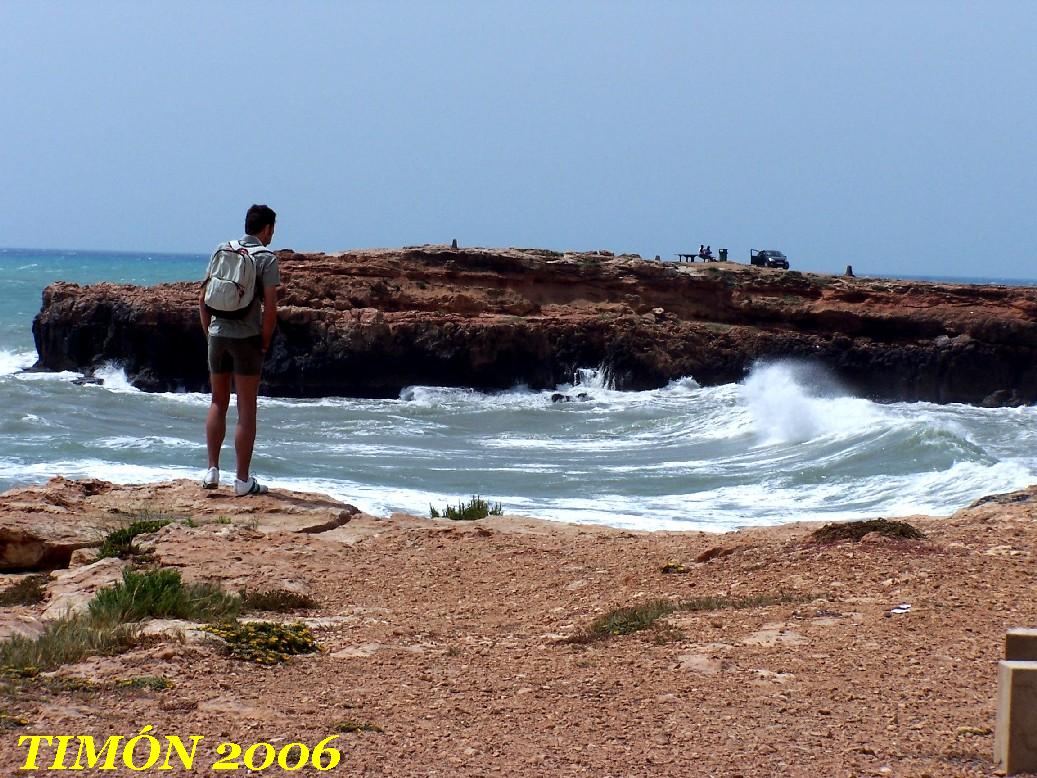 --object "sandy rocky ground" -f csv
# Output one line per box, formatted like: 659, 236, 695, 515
1, 477, 1036, 776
